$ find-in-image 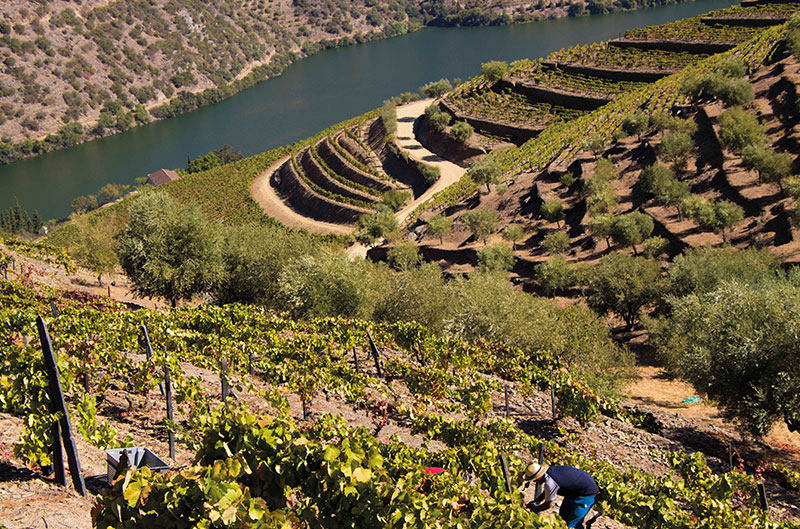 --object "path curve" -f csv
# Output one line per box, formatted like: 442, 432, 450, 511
250, 155, 352, 235
251, 98, 467, 246
348, 98, 468, 258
